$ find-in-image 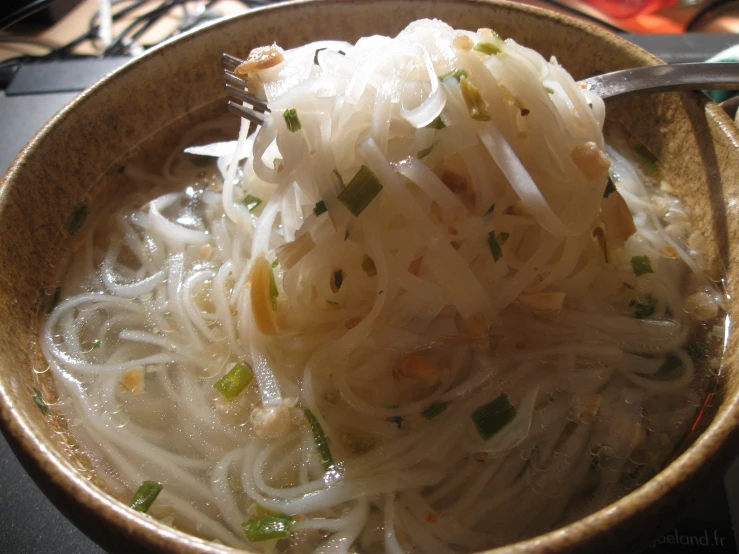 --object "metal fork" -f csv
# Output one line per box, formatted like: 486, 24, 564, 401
222, 53, 269, 125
